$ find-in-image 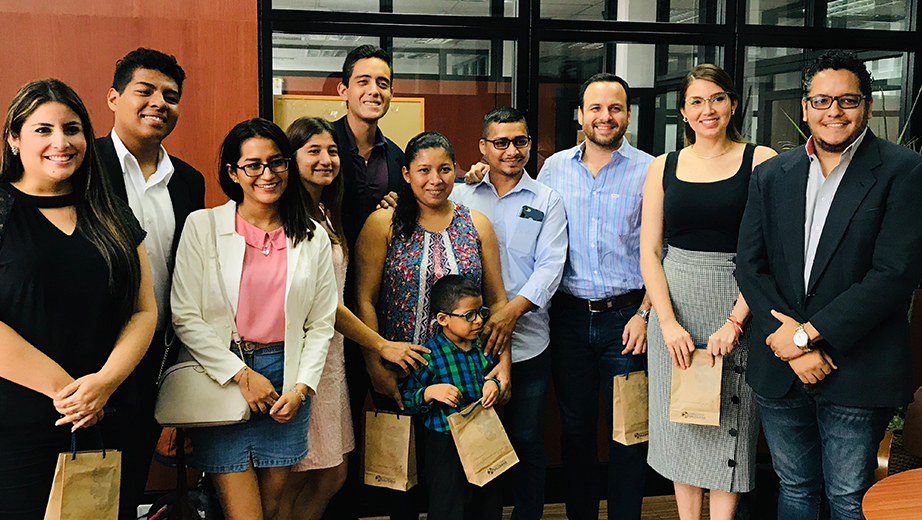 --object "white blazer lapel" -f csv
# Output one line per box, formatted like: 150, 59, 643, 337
213, 202, 245, 315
